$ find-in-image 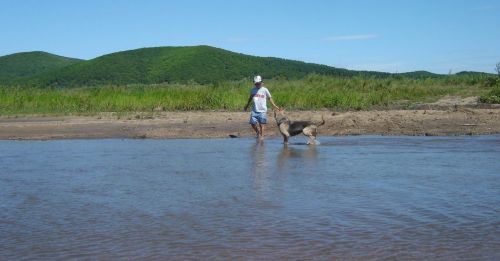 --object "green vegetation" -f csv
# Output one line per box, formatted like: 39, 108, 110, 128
479, 85, 500, 104
0, 74, 494, 115
3, 46, 457, 88
0, 51, 82, 84
478, 62, 500, 104
0, 46, 497, 115
27, 46, 386, 87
